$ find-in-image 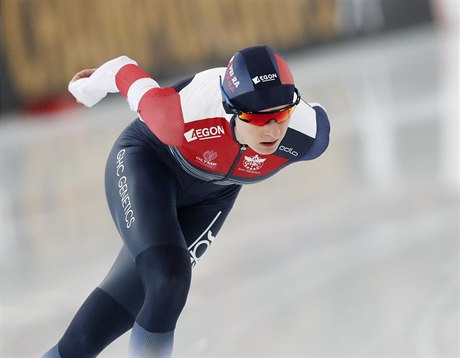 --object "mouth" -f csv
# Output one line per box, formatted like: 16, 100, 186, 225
261, 138, 278, 145
259, 140, 279, 148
